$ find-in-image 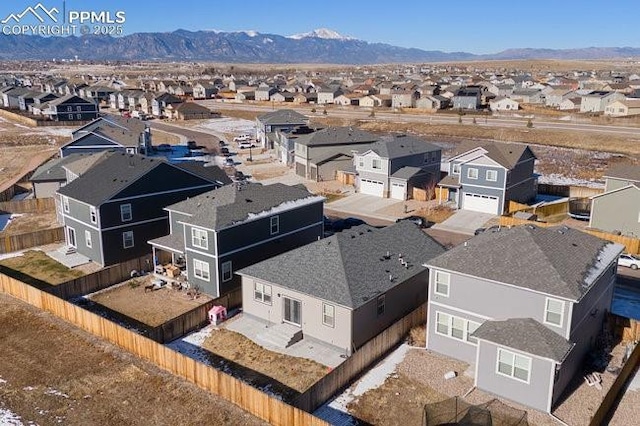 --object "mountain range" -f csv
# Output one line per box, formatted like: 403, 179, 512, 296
1, 28, 639, 63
